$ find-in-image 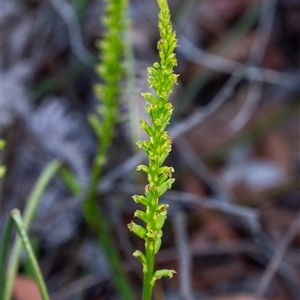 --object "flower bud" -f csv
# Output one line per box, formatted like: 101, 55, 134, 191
133, 250, 146, 265
134, 210, 149, 223
153, 269, 176, 281
155, 211, 167, 230
136, 164, 150, 174
132, 195, 148, 206
154, 238, 161, 255
140, 120, 153, 136
127, 221, 146, 239
142, 92, 157, 104
157, 179, 175, 197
